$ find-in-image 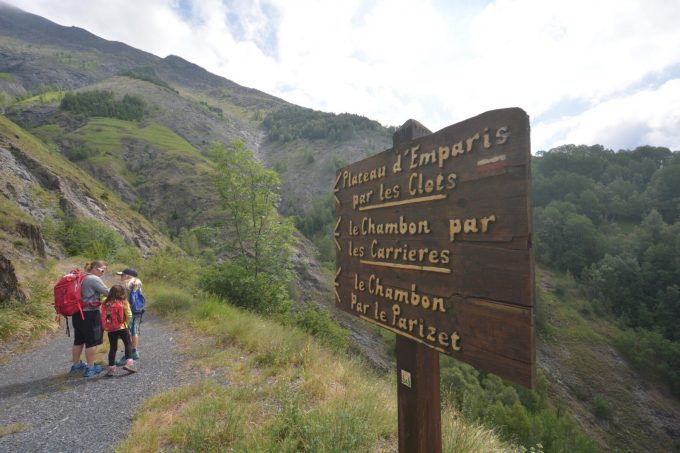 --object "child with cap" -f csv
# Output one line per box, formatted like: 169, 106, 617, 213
116, 267, 144, 363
